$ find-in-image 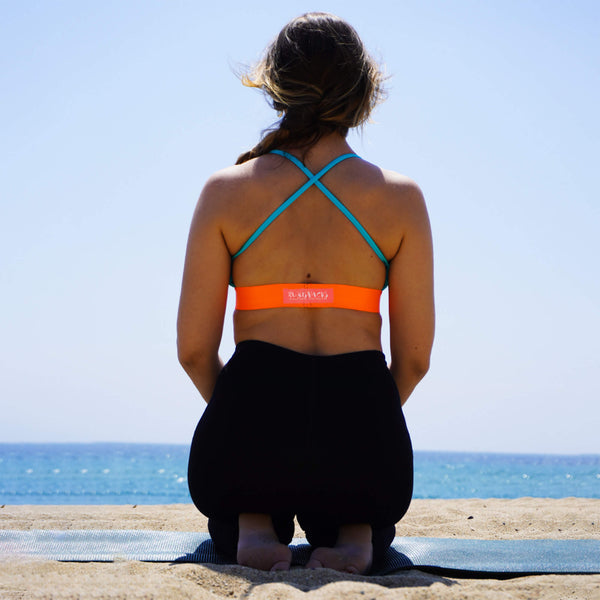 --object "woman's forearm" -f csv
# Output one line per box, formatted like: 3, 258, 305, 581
390, 358, 430, 406
179, 352, 223, 403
